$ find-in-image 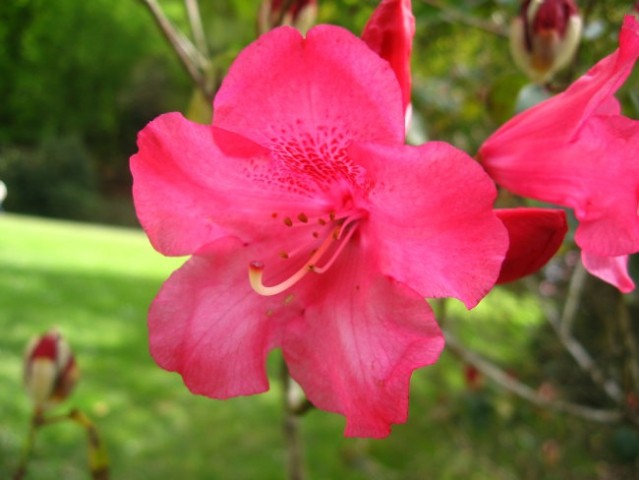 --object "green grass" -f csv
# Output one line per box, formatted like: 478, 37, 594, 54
0, 213, 627, 479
